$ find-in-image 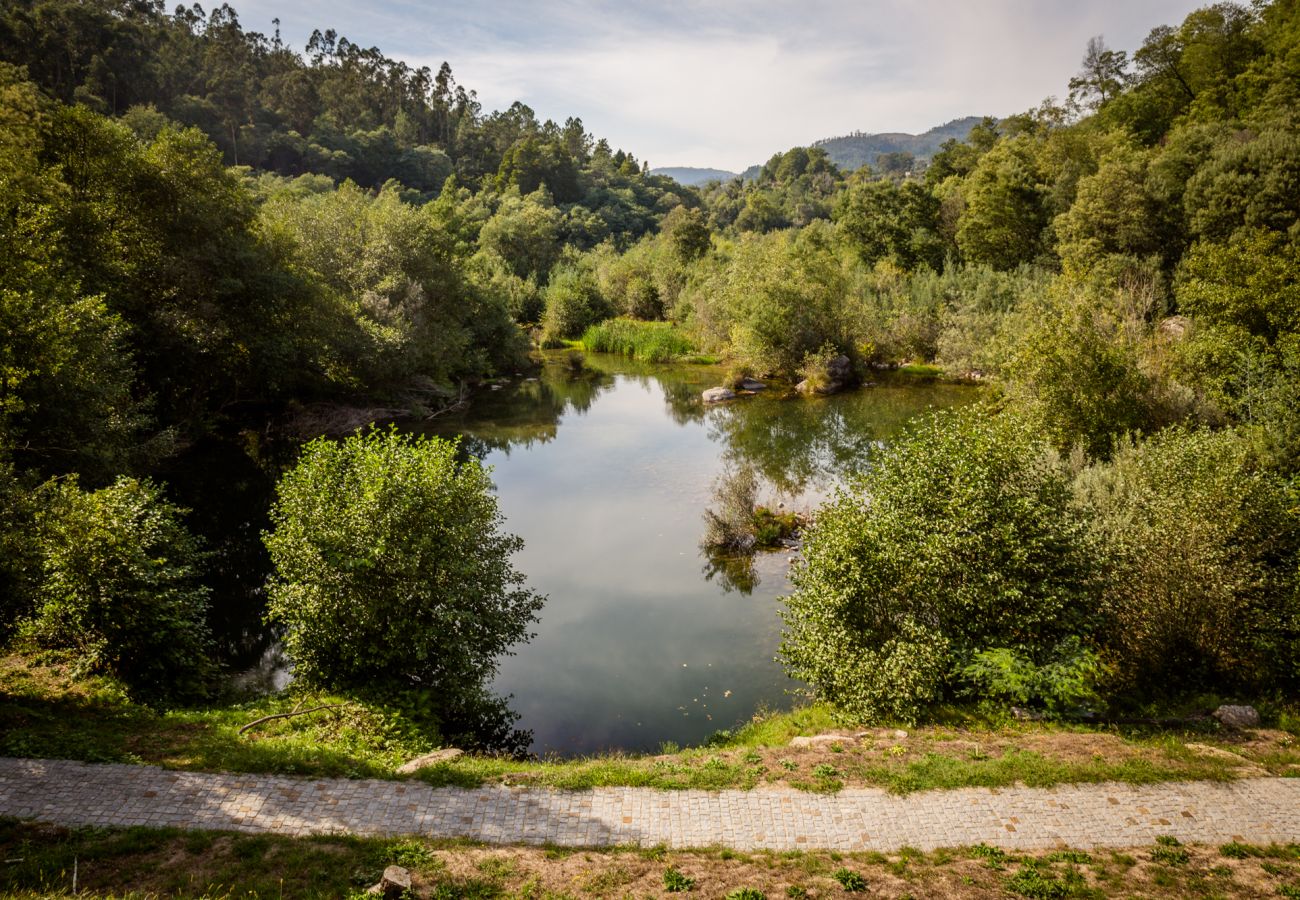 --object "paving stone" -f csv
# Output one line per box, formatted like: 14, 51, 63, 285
2, 757, 1300, 851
